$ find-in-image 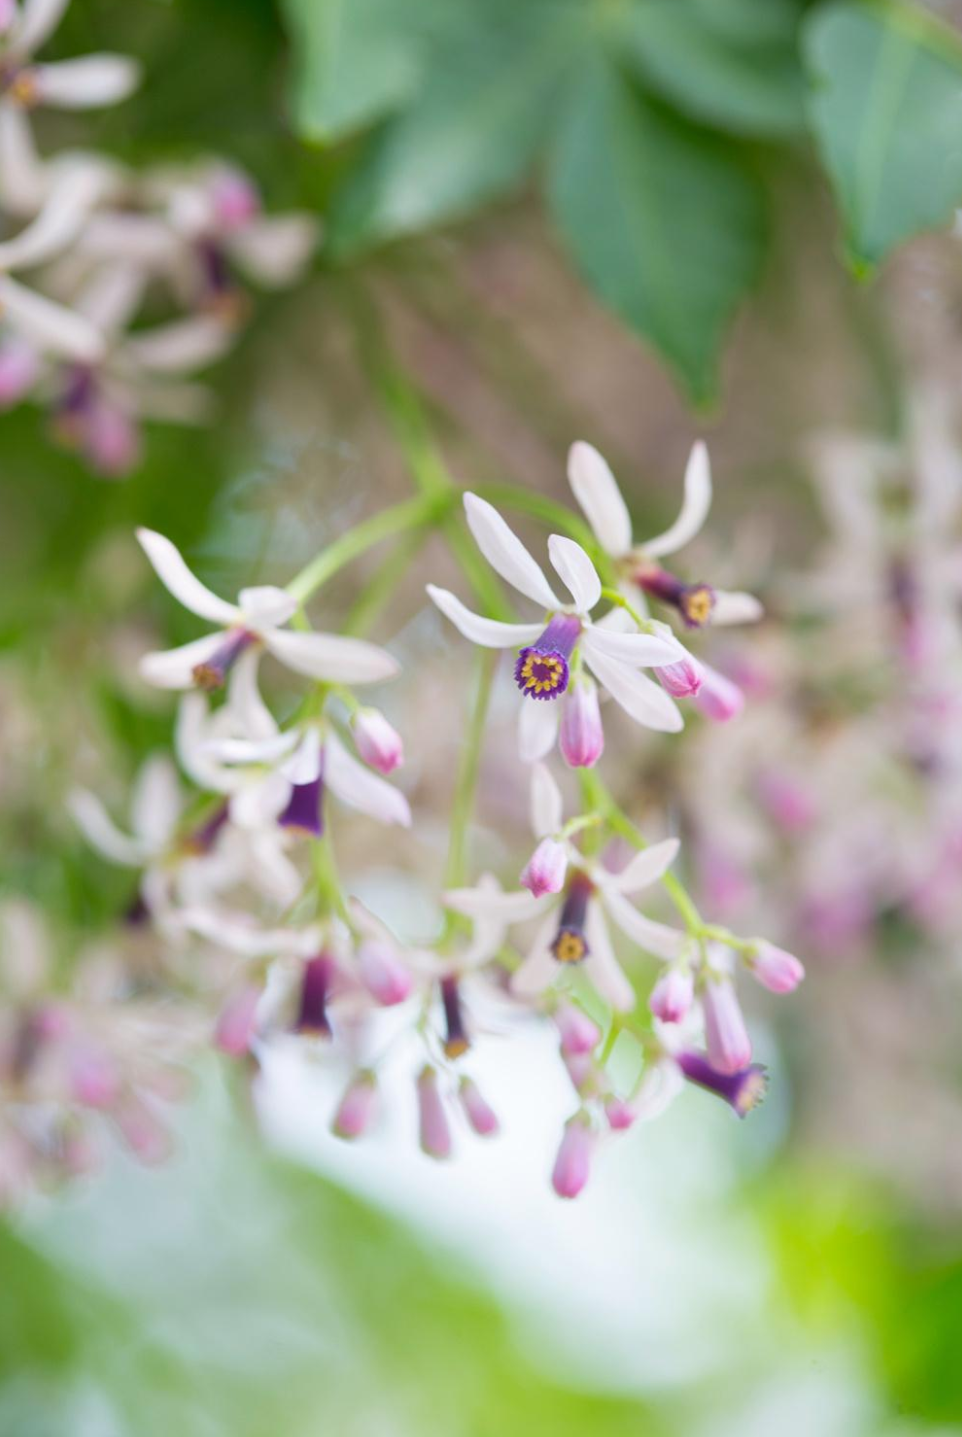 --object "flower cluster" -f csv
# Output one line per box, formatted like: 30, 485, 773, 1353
60, 438, 803, 1200
0, 0, 316, 474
